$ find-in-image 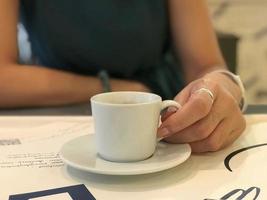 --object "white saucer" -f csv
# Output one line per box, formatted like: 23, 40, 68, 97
60, 135, 191, 175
